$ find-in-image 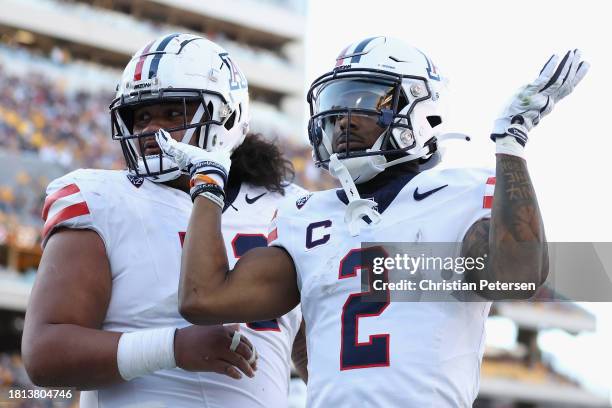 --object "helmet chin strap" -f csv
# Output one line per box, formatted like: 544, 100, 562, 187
327, 133, 415, 236
326, 132, 471, 236
335, 134, 387, 185
348, 132, 471, 181
136, 156, 181, 182
323, 120, 473, 235
339, 133, 429, 185
329, 154, 381, 237
436, 132, 471, 143
329, 145, 429, 236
